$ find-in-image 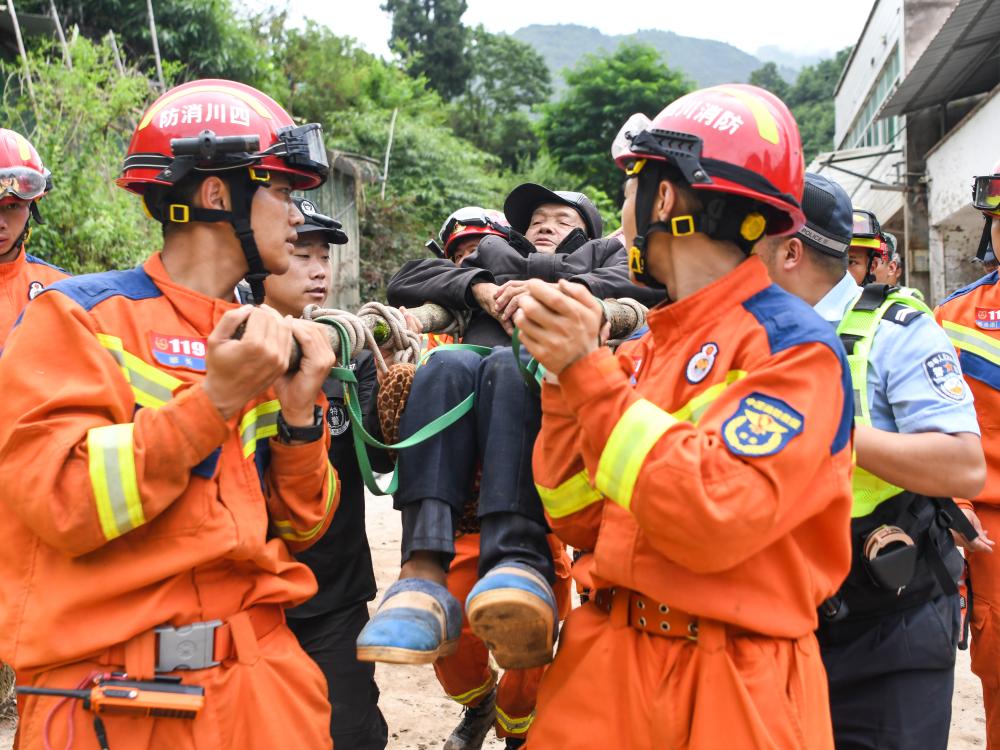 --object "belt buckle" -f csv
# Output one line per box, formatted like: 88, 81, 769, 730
154, 620, 222, 672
